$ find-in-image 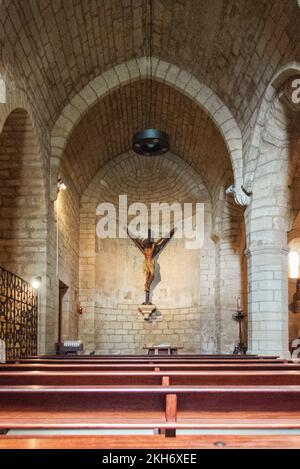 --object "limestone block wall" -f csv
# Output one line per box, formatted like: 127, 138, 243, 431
55, 175, 80, 343
44, 204, 59, 353
0, 108, 47, 279
217, 239, 245, 353
92, 234, 217, 354
94, 306, 203, 354
0, 107, 50, 353
76, 151, 248, 355
214, 196, 247, 354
